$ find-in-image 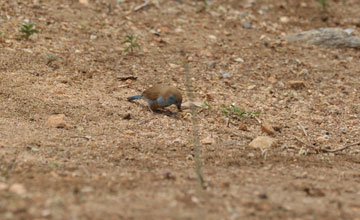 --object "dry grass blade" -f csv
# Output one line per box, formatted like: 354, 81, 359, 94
320, 142, 360, 153
182, 51, 205, 190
